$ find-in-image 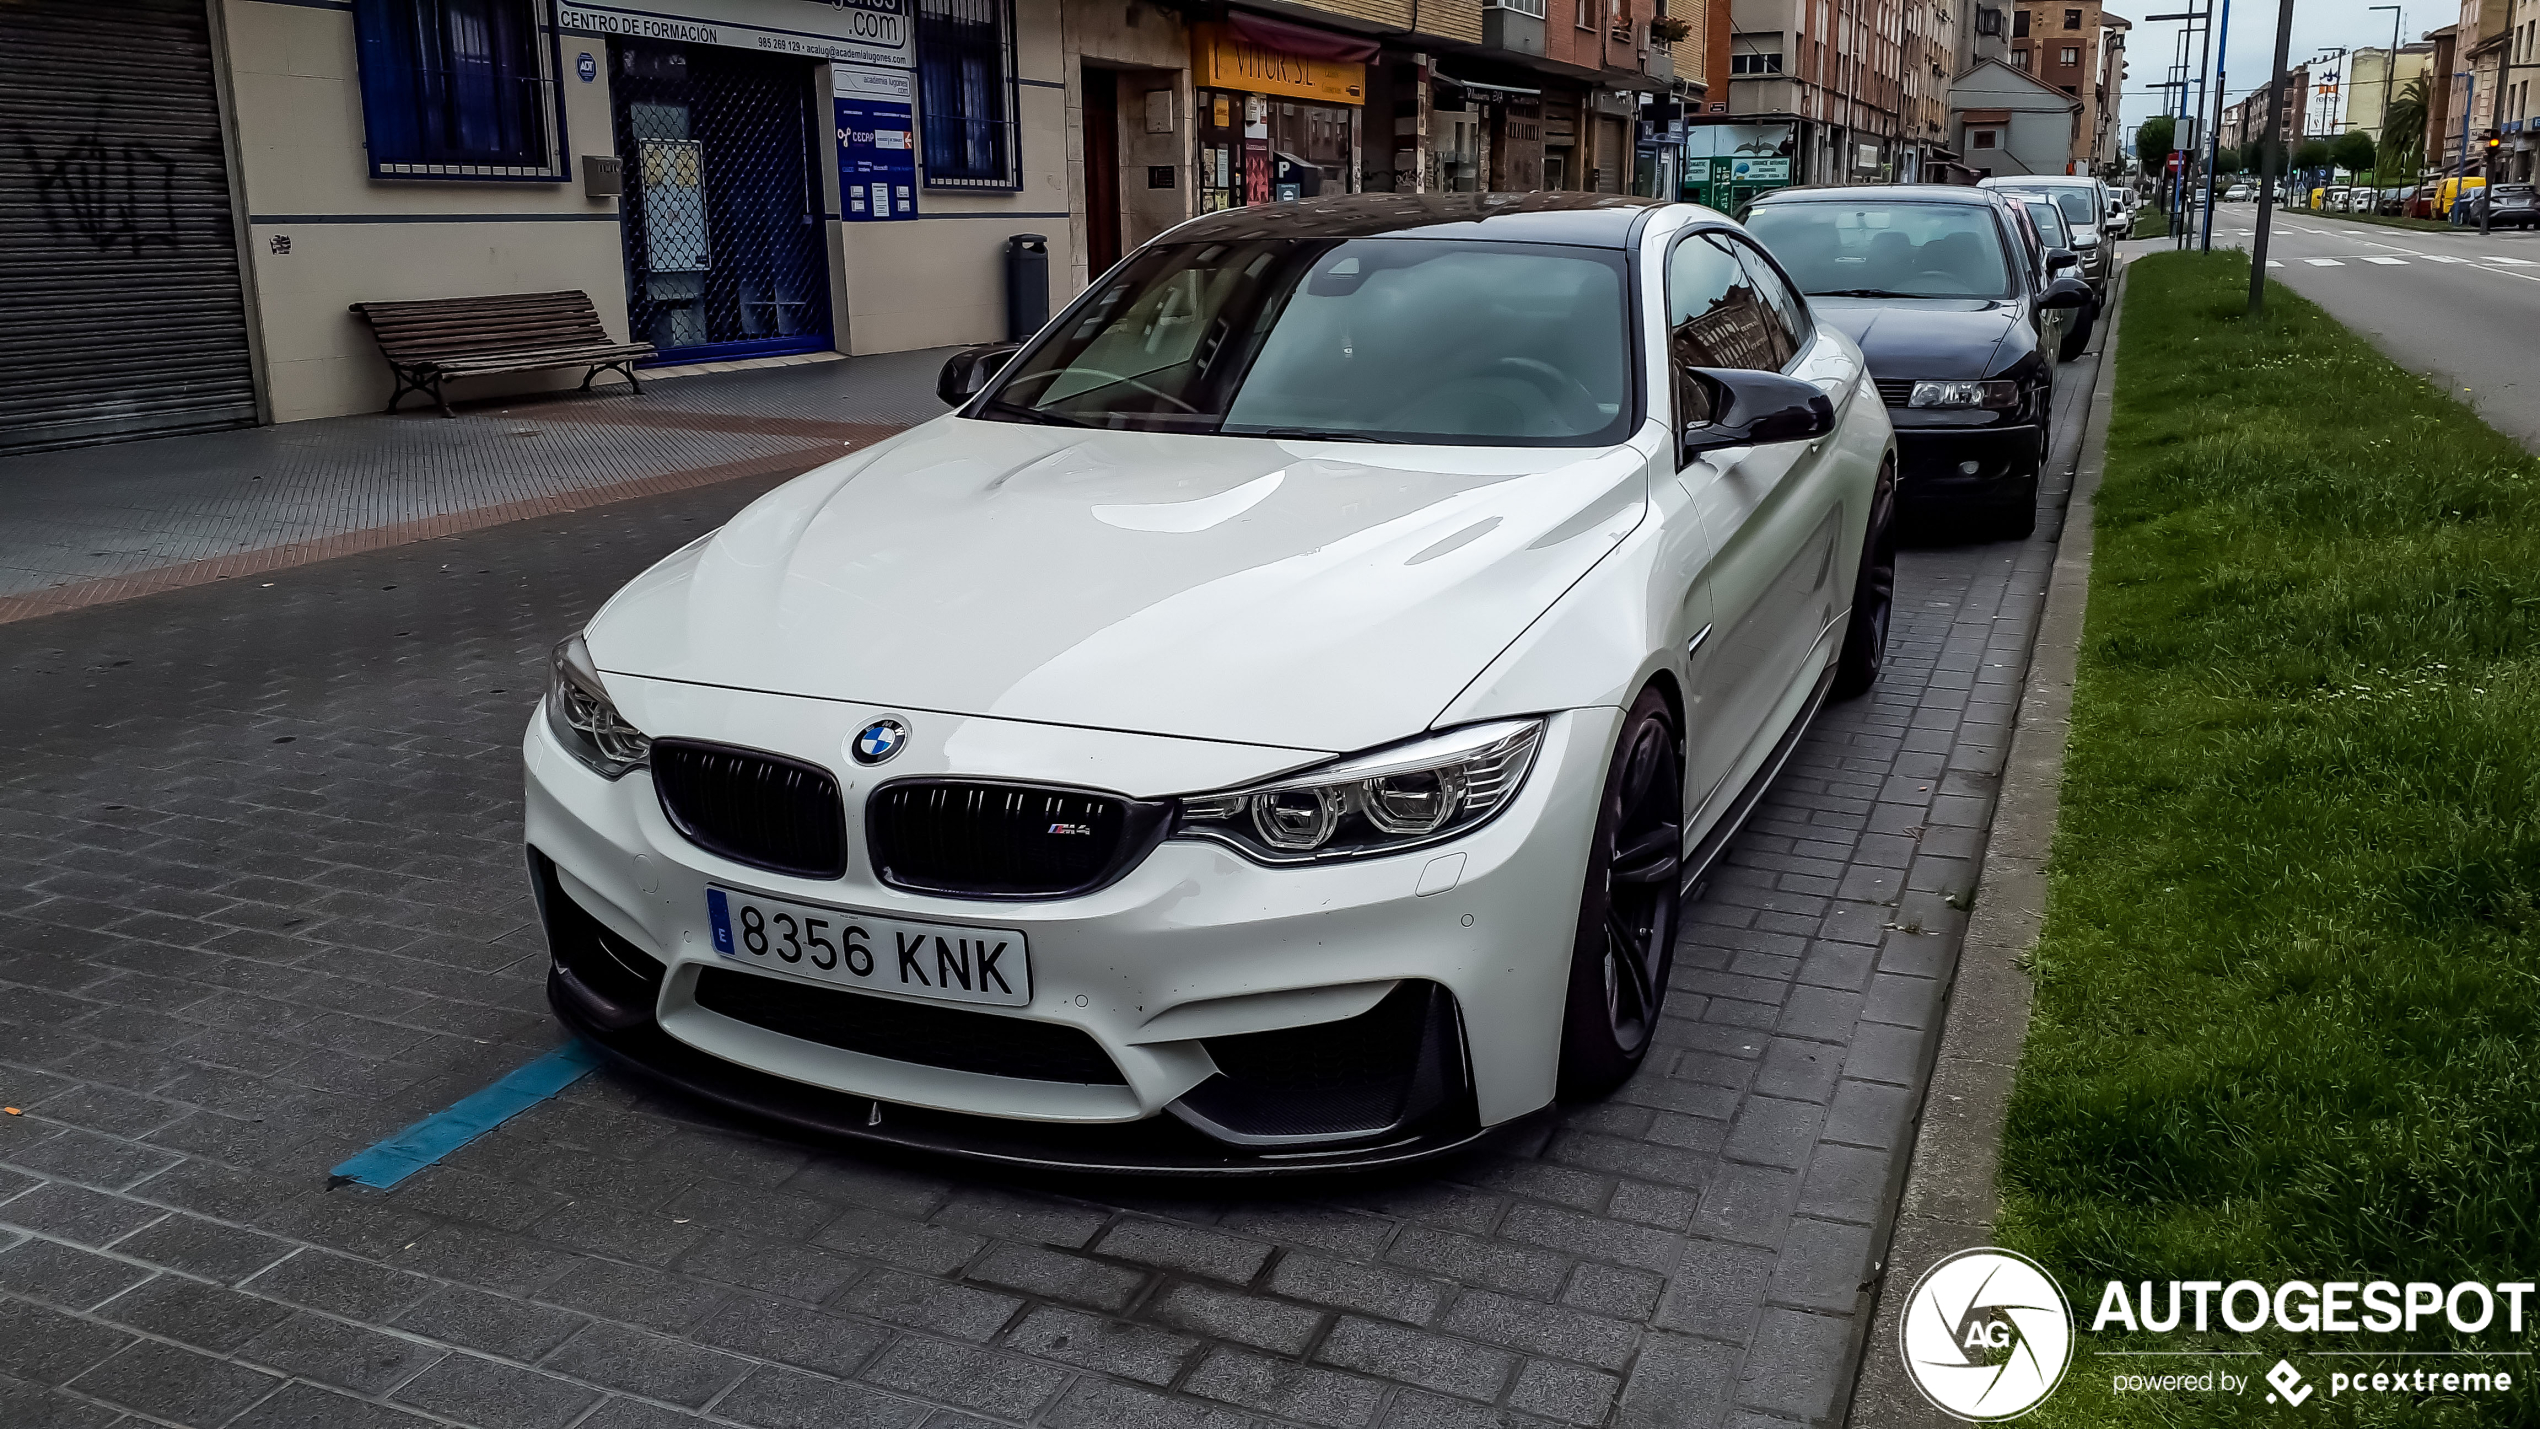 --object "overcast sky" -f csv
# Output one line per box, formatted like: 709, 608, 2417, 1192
2111, 0, 2447, 142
